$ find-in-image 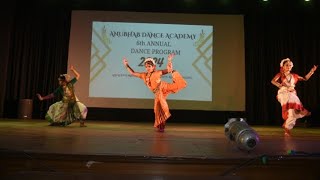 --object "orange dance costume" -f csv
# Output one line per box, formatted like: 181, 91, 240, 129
138, 70, 187, 131
123, 54, 187, 132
